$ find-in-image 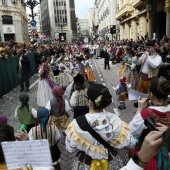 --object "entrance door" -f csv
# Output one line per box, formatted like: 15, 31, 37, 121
156, 12, 166, 39
4, 34, 15, 41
